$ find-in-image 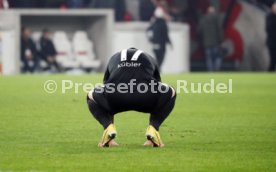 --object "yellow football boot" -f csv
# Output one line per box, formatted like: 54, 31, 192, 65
145, 125, 164, 147
98, 124, 117, 148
